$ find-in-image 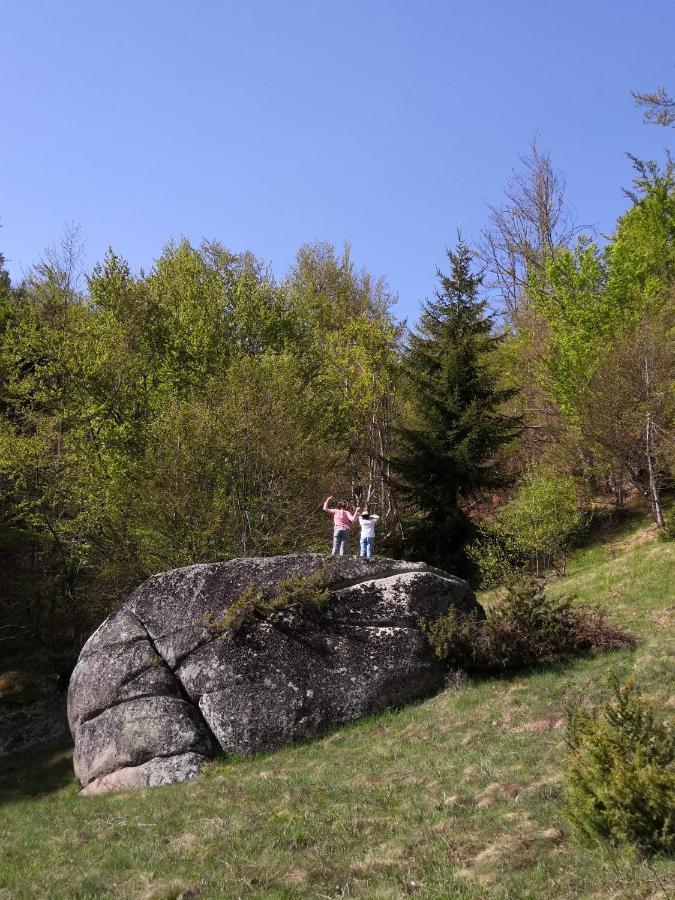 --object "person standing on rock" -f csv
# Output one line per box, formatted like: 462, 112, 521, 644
323, 495, 361, 556
358, 509, 380, 558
